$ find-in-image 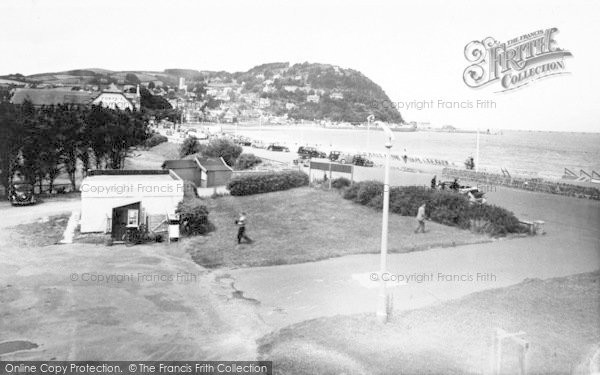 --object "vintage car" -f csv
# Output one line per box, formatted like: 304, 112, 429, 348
8, 183, 36, 206
352, 155, 374, 167
267, 144, 290, 152
297, 146, 326, 158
